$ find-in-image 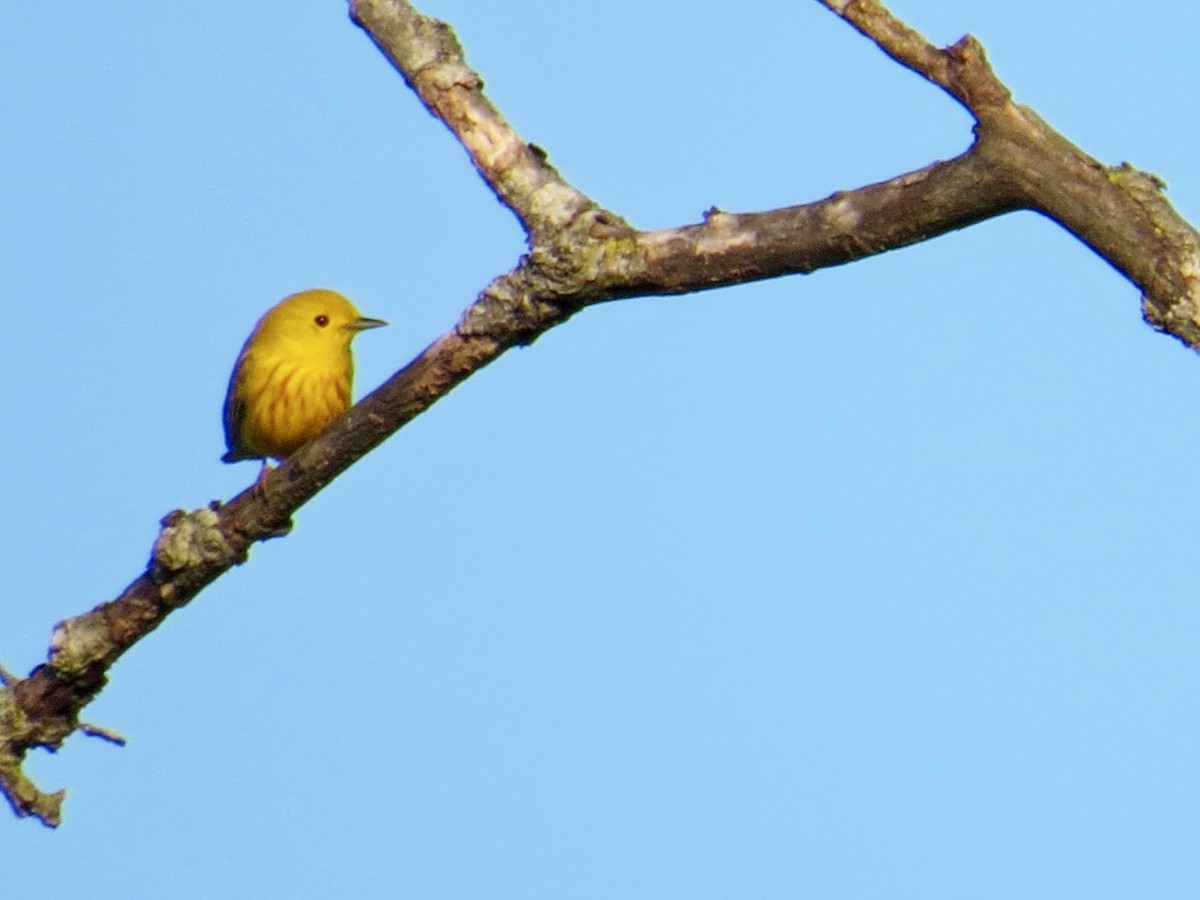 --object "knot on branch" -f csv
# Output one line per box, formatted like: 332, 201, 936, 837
48, 612, 113, 677
151, 507, 236, 586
